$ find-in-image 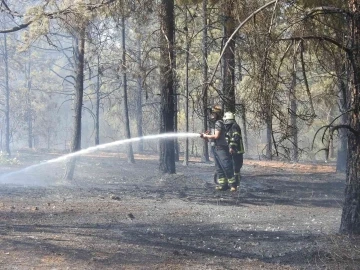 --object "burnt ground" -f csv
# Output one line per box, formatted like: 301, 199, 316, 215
0, 150, 359, 270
